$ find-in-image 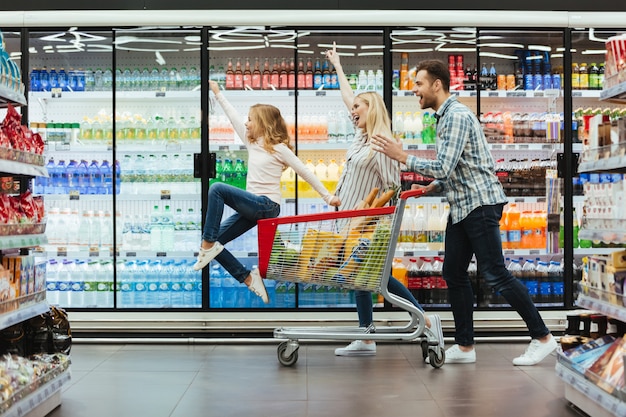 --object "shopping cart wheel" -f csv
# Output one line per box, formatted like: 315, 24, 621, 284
277, 341, 299, 366
428, 349, 445, 368
420, 341, 429, 360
